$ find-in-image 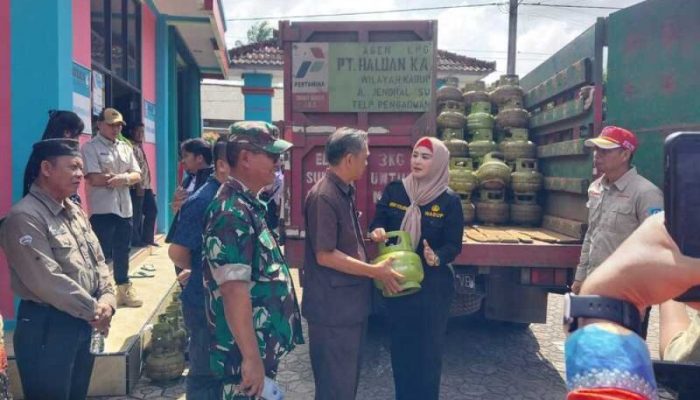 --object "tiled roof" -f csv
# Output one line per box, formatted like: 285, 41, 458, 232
228, 40, 496, 74
437, 49, 496, 73
229, 39, 283, 67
